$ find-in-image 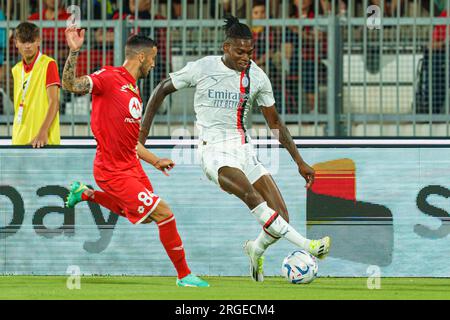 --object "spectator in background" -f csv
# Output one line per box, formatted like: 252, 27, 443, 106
93, 0, 115, 19
218, 0, 282, 19
370, 0, 407, 16
284, 0, 327, 114
209, 0, 246, 18
28, 0, 71, 69
80, 0, 115, 20
319, 0, 347, 16
251, 0, 282, 107
0, 7, 6, 114
11, 22, 61, 147
416, 5, 449, 113
0, 7, 5, 66
434, 0, 448, 15
50, 1, 116, 77
95, 0, 168, 102
252, 0, 275, 70
172, 0, 182, 19
76, 0, 116, 77
28, 0, 70, 114
222, 0, 246, 17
